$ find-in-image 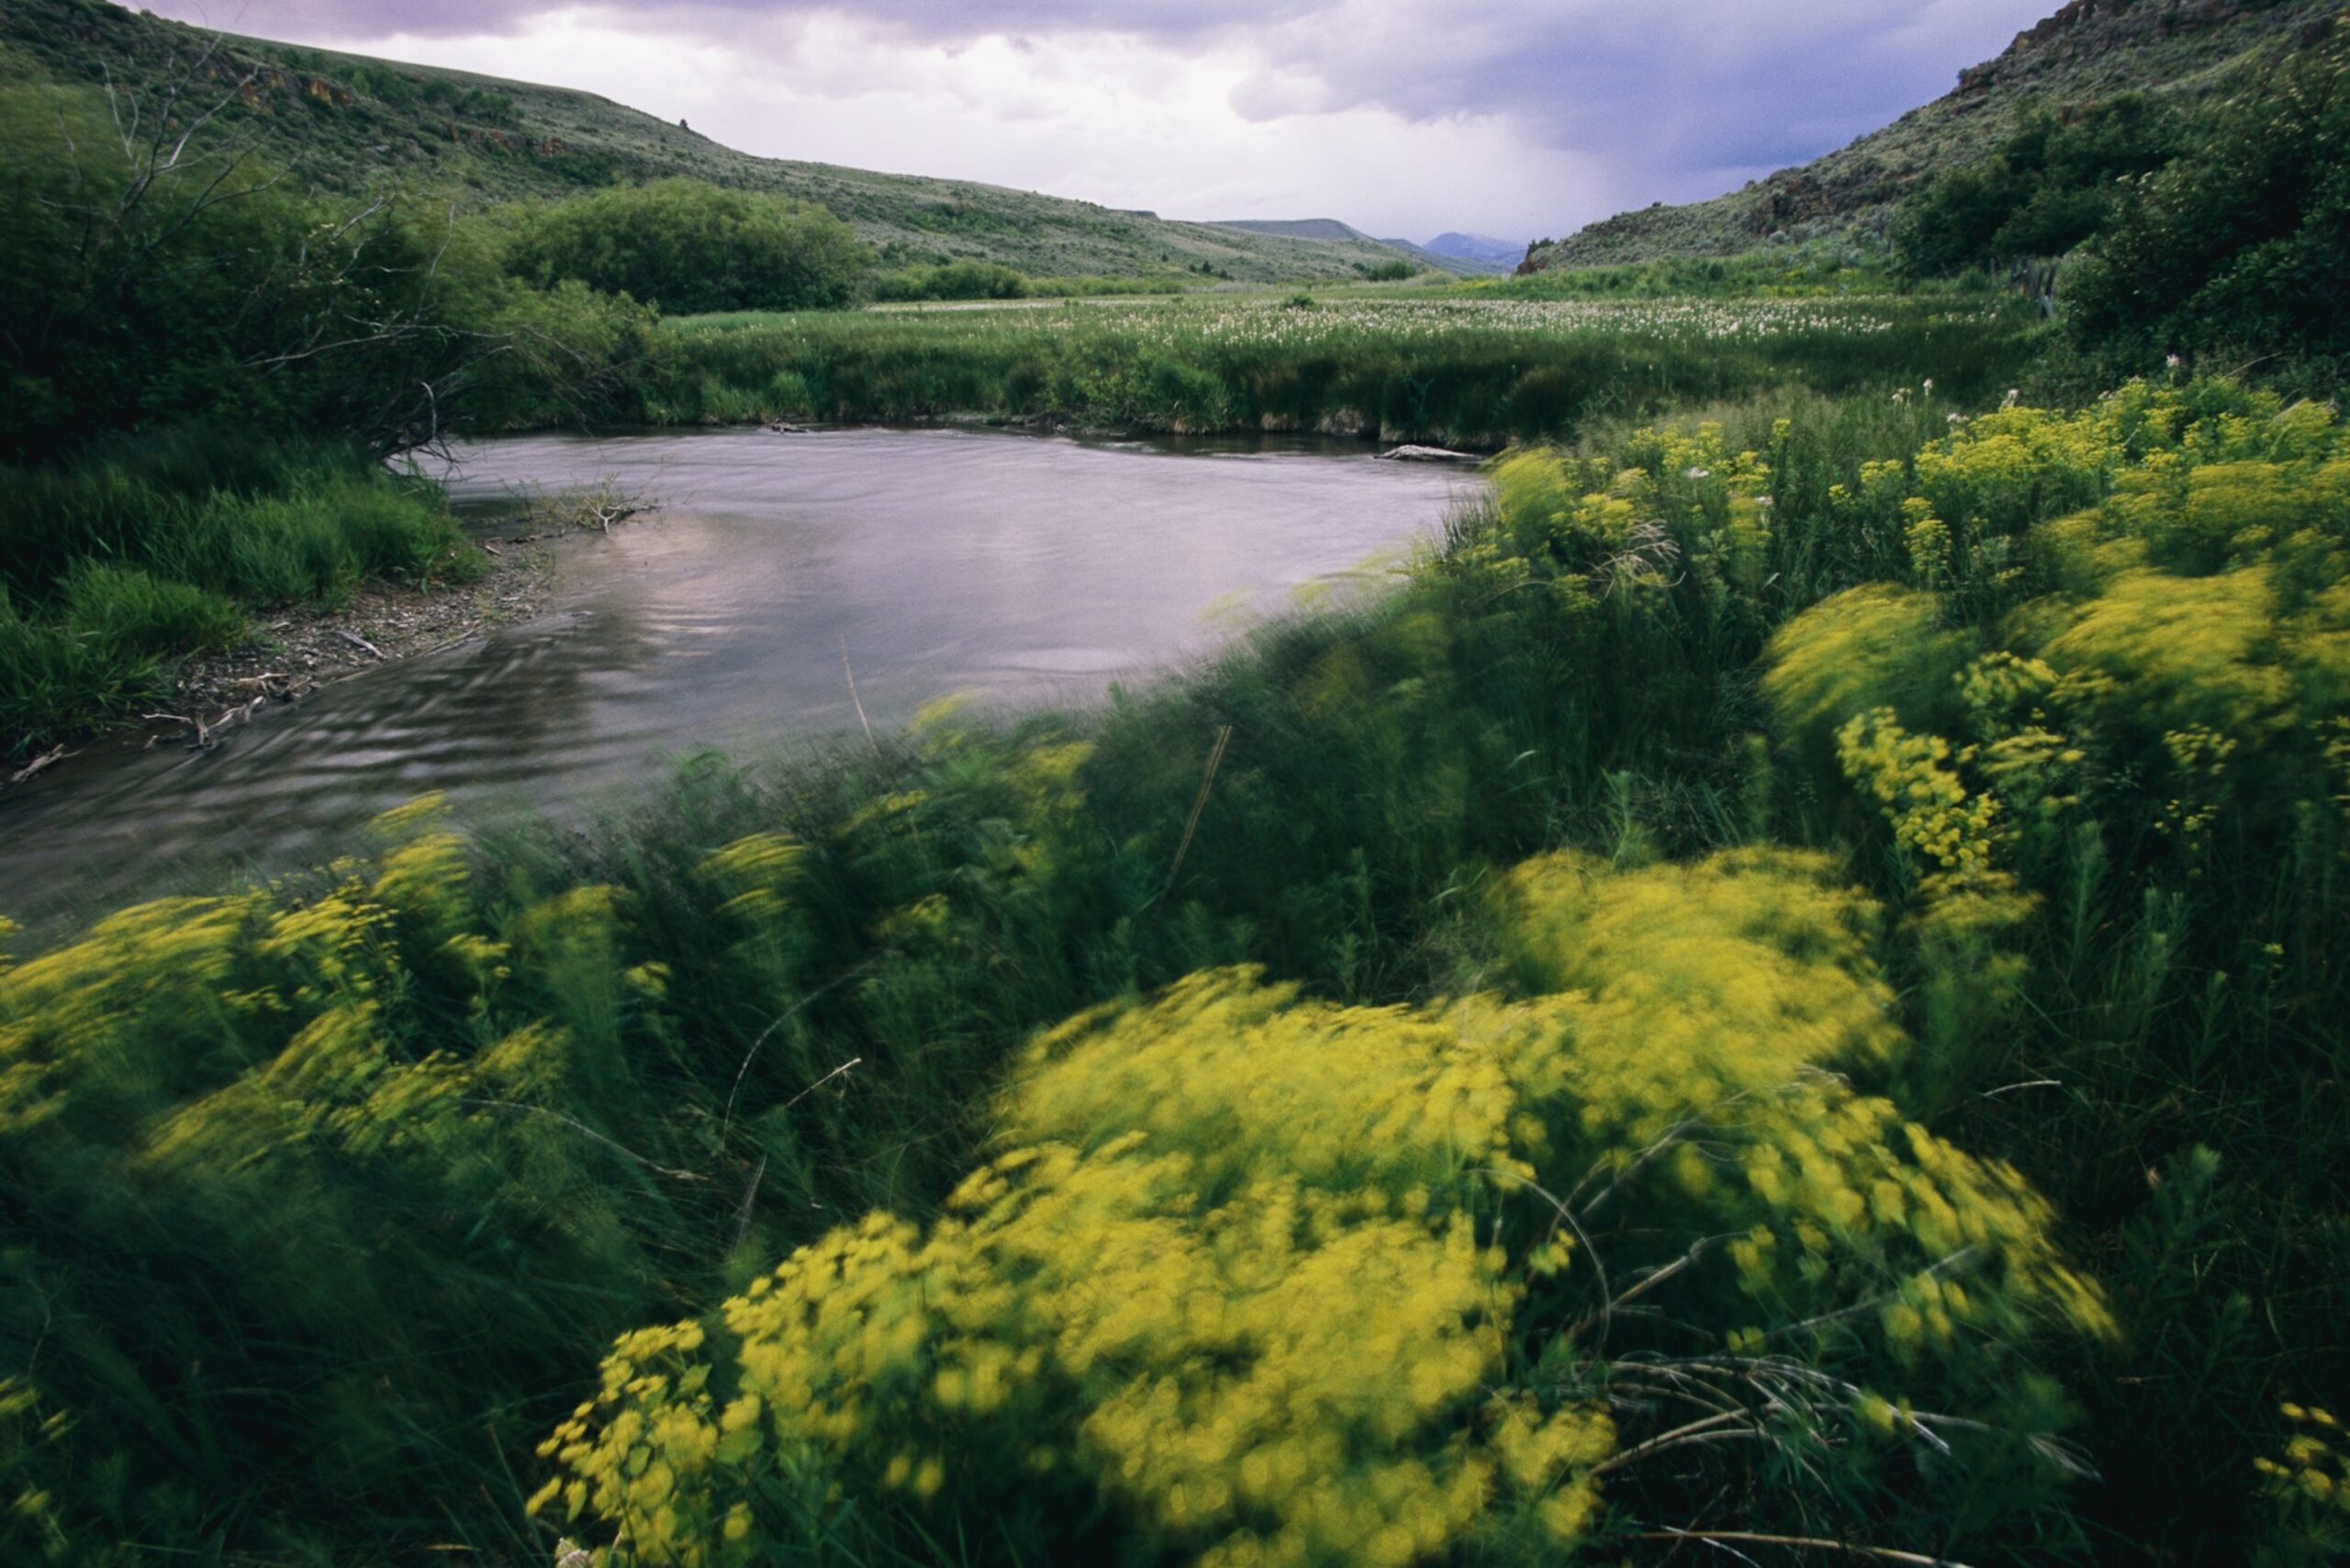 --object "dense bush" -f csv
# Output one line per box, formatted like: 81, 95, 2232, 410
0, 82, 648, 462
2065, 22, 2350, 375
505, 178, 869, 315
1892, 95, 2183, 277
